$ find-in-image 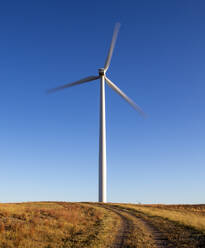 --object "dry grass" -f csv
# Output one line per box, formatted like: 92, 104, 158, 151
81, 203, 122, 247
0, 202, 117, 248
121, 204, 205, 232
